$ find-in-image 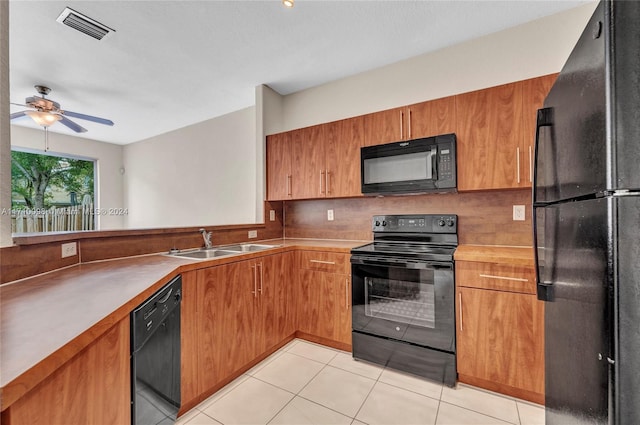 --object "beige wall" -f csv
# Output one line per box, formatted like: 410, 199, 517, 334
10, 126, 125, 230
123, 106, 257, 228
0, 1, 11, 247
276, 2, 598, 133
